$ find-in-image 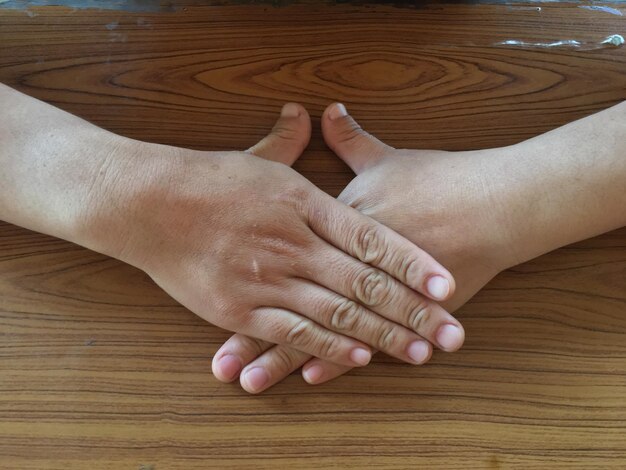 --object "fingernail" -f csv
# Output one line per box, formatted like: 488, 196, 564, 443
350, 347, 371, 366
243, 367, 269, 392
426, 275, 450, 300
303, 365, 324, 384
436, 324, 464, 351
281, 103, 300, 118
217, 354, 242, 381
328, 103, 348, 120
407, 340, 431, 364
